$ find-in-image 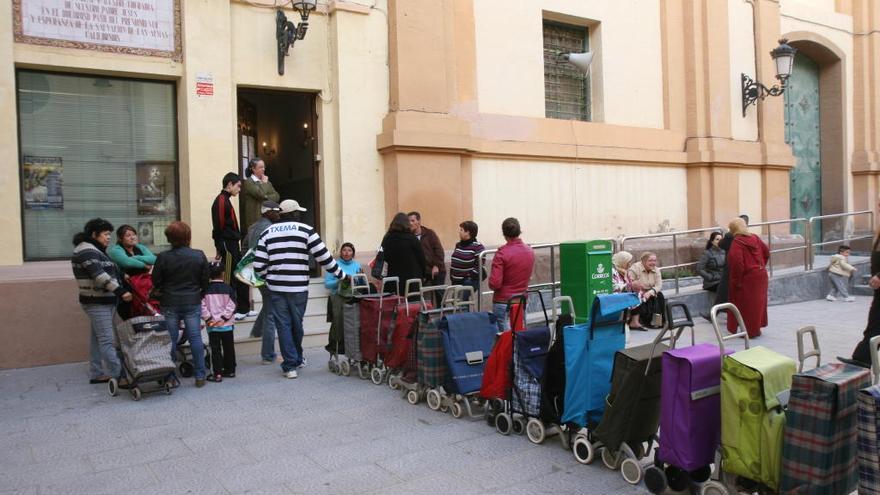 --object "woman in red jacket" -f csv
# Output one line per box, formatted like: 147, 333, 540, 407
726, 217, 770, 337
